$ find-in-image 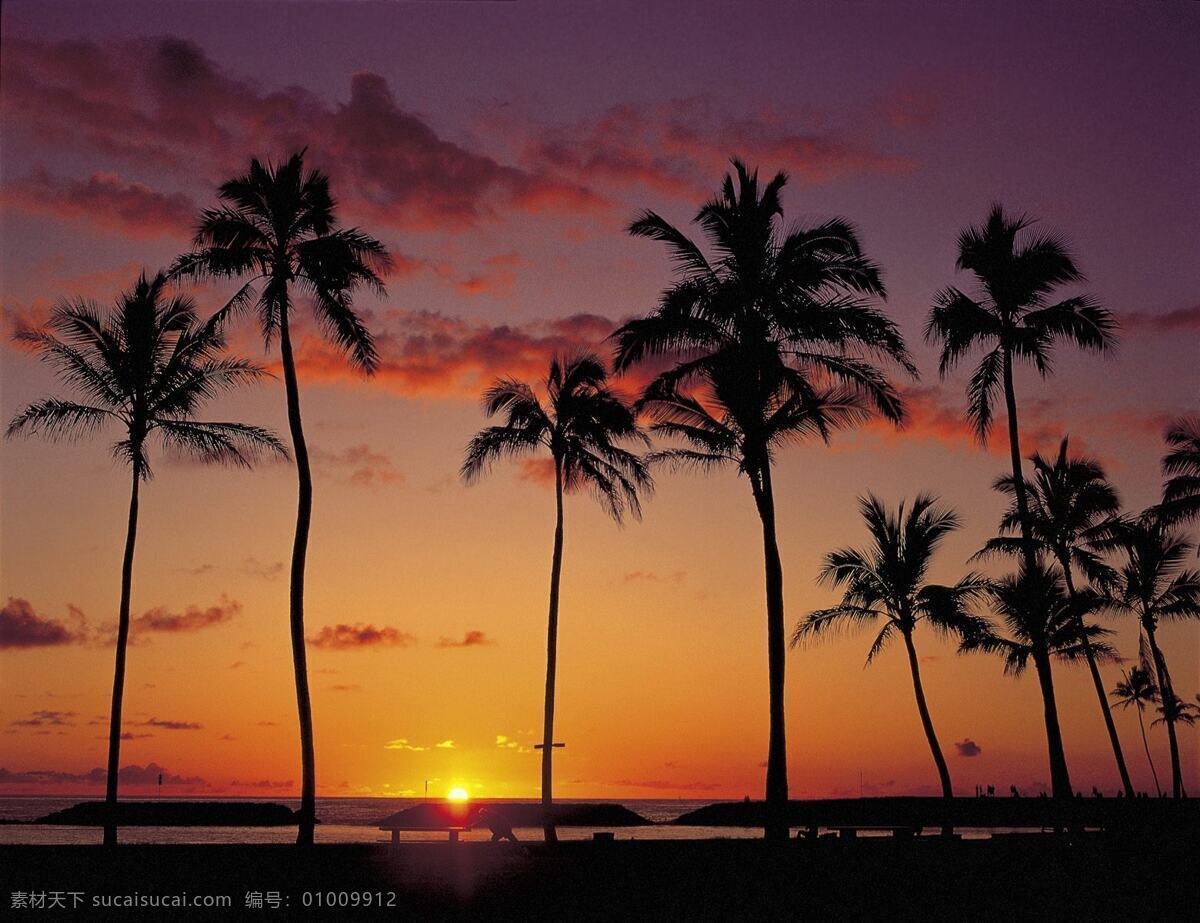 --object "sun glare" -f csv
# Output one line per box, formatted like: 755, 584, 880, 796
446, 787, 470, 802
